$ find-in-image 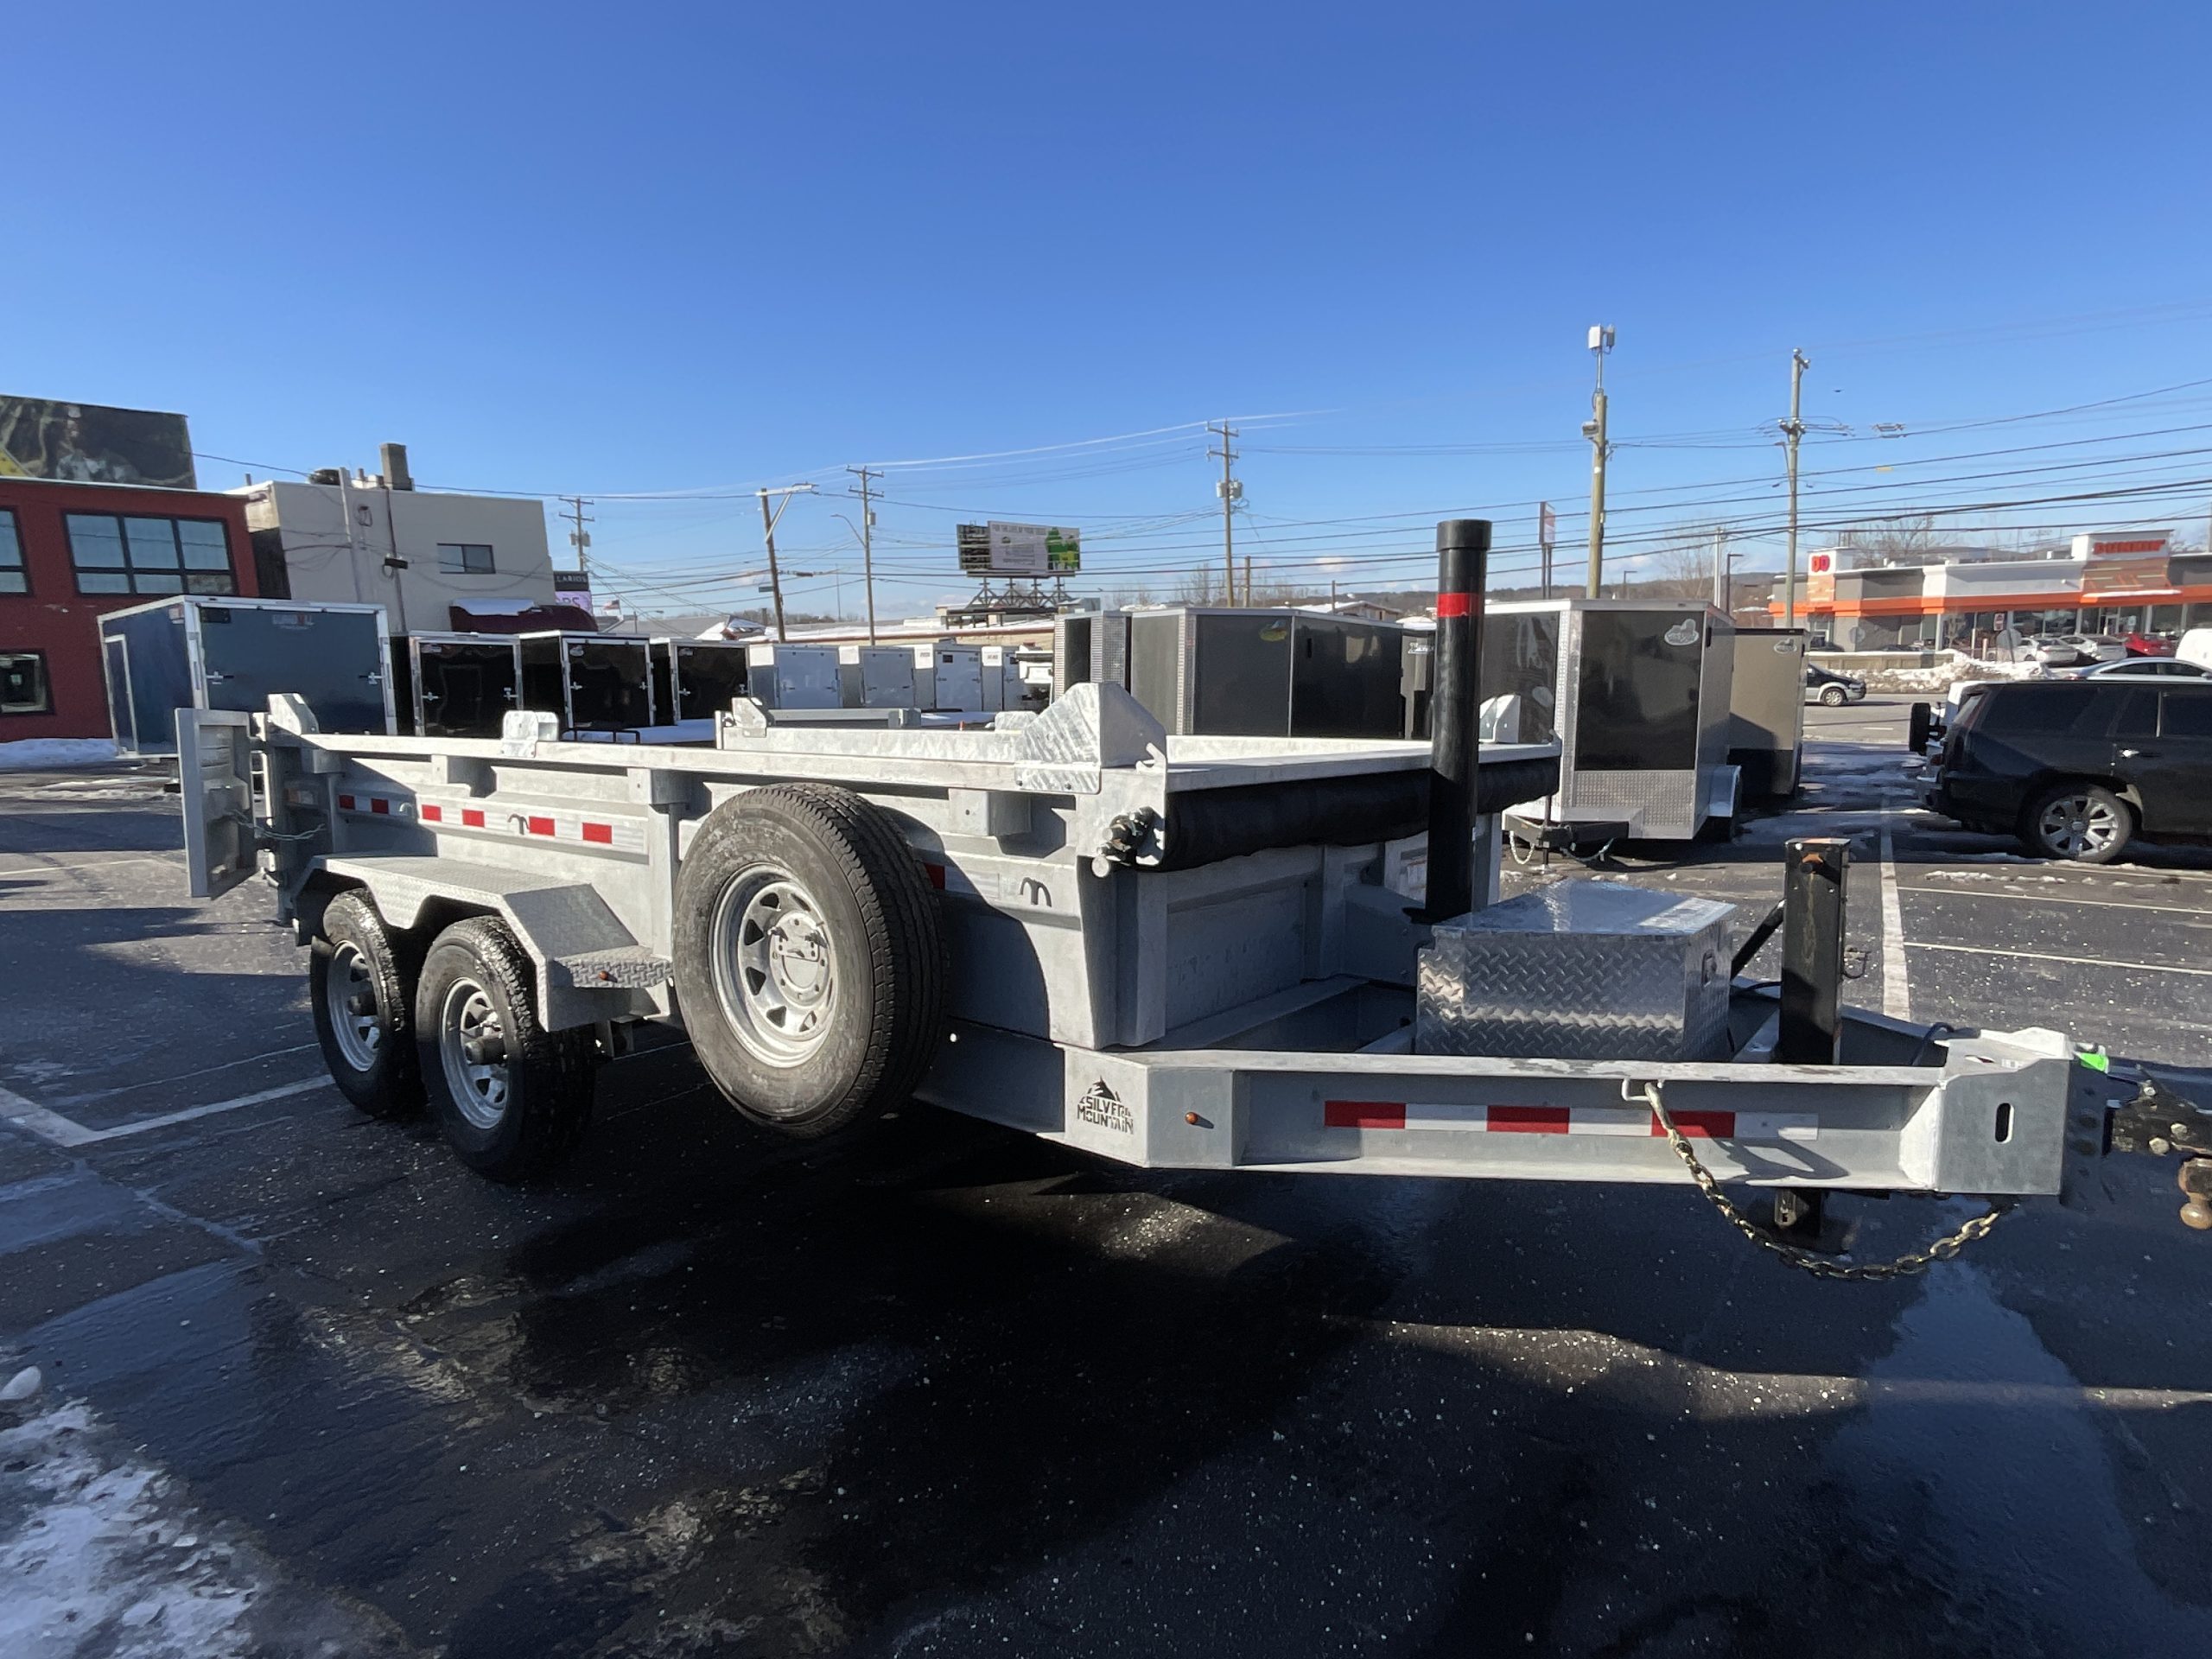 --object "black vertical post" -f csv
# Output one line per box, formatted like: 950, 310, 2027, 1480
1423, 518, 1490, 921
1777, 836, 1849, 1064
